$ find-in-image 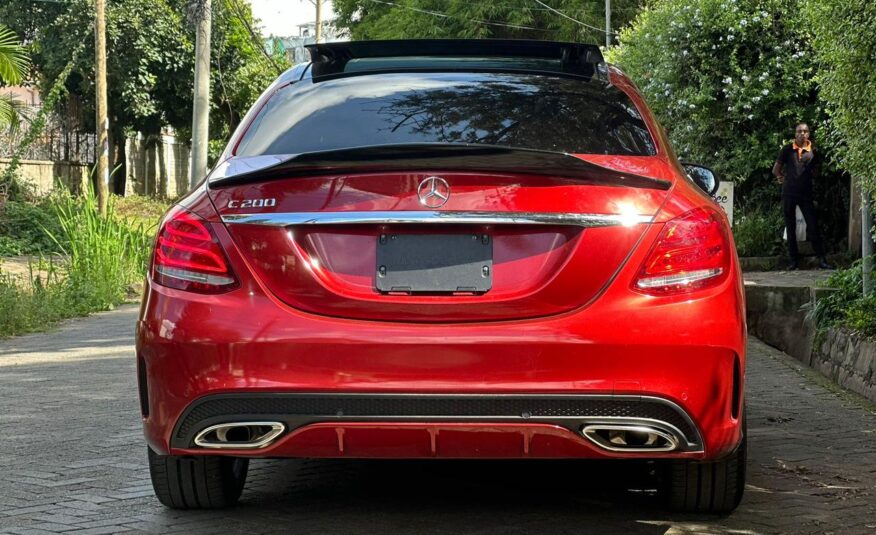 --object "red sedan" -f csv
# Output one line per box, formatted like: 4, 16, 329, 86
138, 40, 746, 513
